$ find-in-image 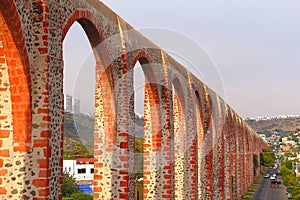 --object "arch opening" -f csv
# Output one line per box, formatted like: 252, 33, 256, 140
194, 90, 204, 198
62, 21, 96, 197
132, 55, 162, 199
172, 77, 187, 199
62, 17, 115, 199
133, 60, 144, 200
